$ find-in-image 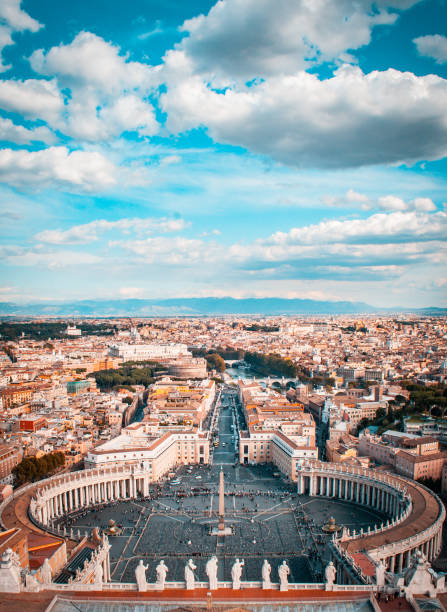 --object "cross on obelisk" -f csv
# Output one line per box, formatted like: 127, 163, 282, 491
218, 466, 225, 532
